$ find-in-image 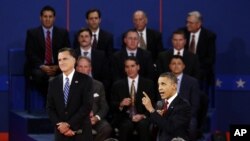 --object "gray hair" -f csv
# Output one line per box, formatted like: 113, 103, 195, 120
188, 11, 203, 22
